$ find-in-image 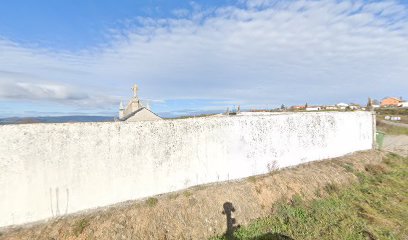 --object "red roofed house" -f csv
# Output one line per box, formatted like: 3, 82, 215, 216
291, 105, 306, 110
381, 97, 402, 107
